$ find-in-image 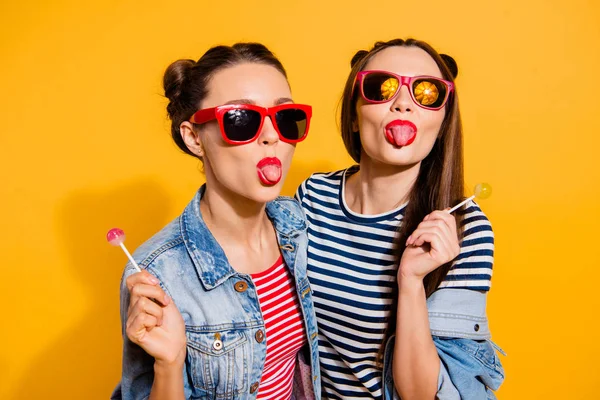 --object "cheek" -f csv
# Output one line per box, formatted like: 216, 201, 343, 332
356, 104, 387, 135
198, 125, 224, 151
201, 138, 244, 173
420, 109, 446, 137
279, 144, 296, 170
